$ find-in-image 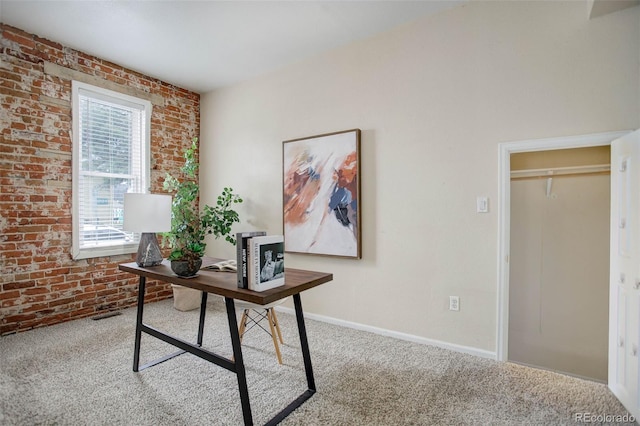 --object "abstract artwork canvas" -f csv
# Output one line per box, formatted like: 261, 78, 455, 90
283, 129, 361, 258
